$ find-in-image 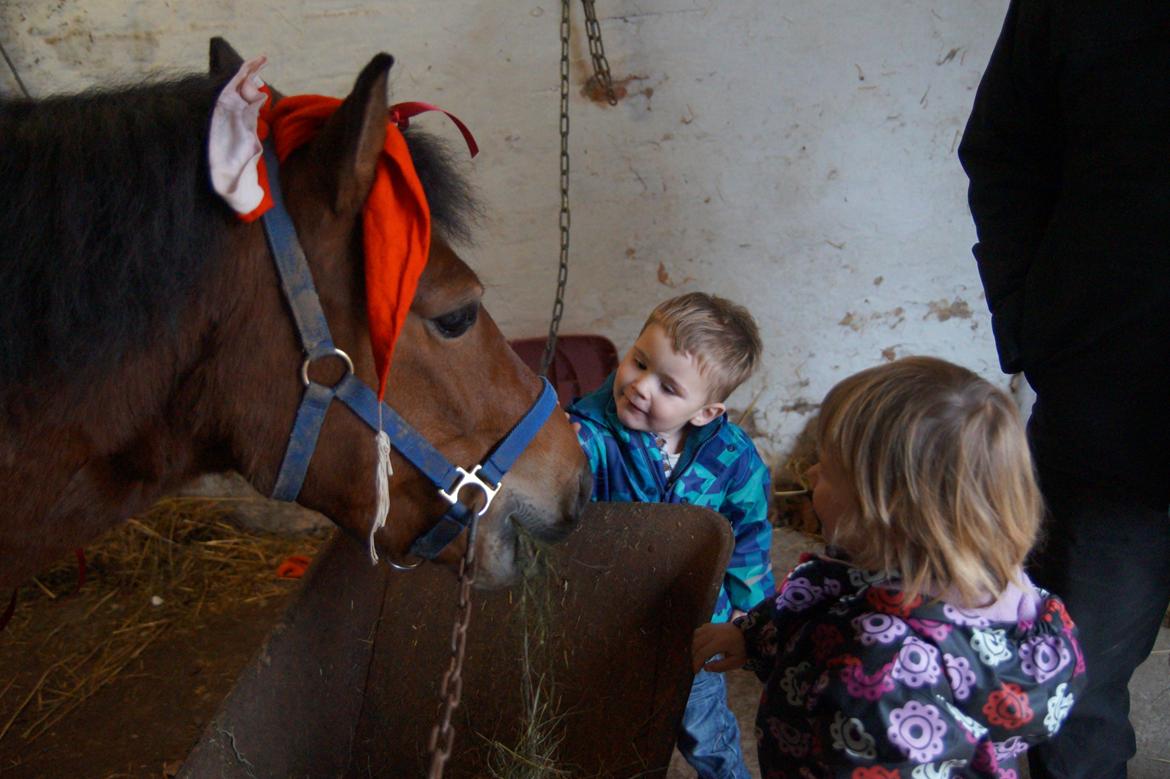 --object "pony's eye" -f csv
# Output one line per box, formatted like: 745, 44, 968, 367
430, 303, 479, 339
